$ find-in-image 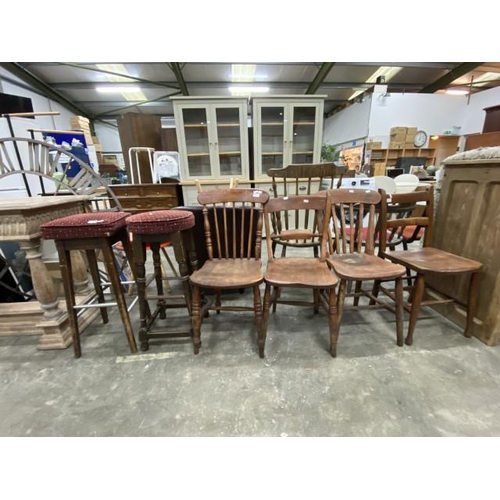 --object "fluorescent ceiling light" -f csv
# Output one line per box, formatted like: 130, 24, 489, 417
231, 64, 257, 82
96, 86, 141, 93
472, 72, 500, 87
348, 66, 402, 101
445, 88, 469, 95
95, 63, 147, 102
